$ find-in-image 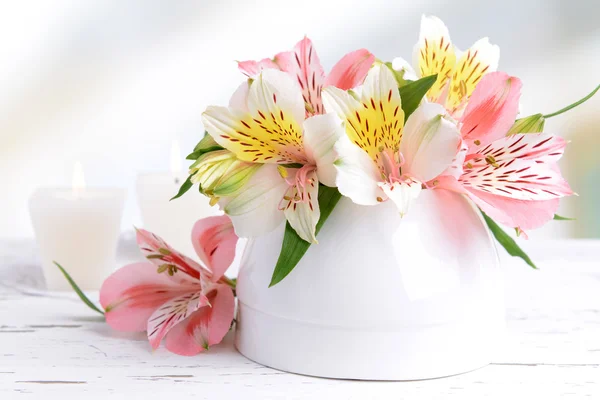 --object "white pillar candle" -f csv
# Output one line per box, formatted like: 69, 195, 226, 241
29, 162, 125, 291
136, 141, 220, 257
